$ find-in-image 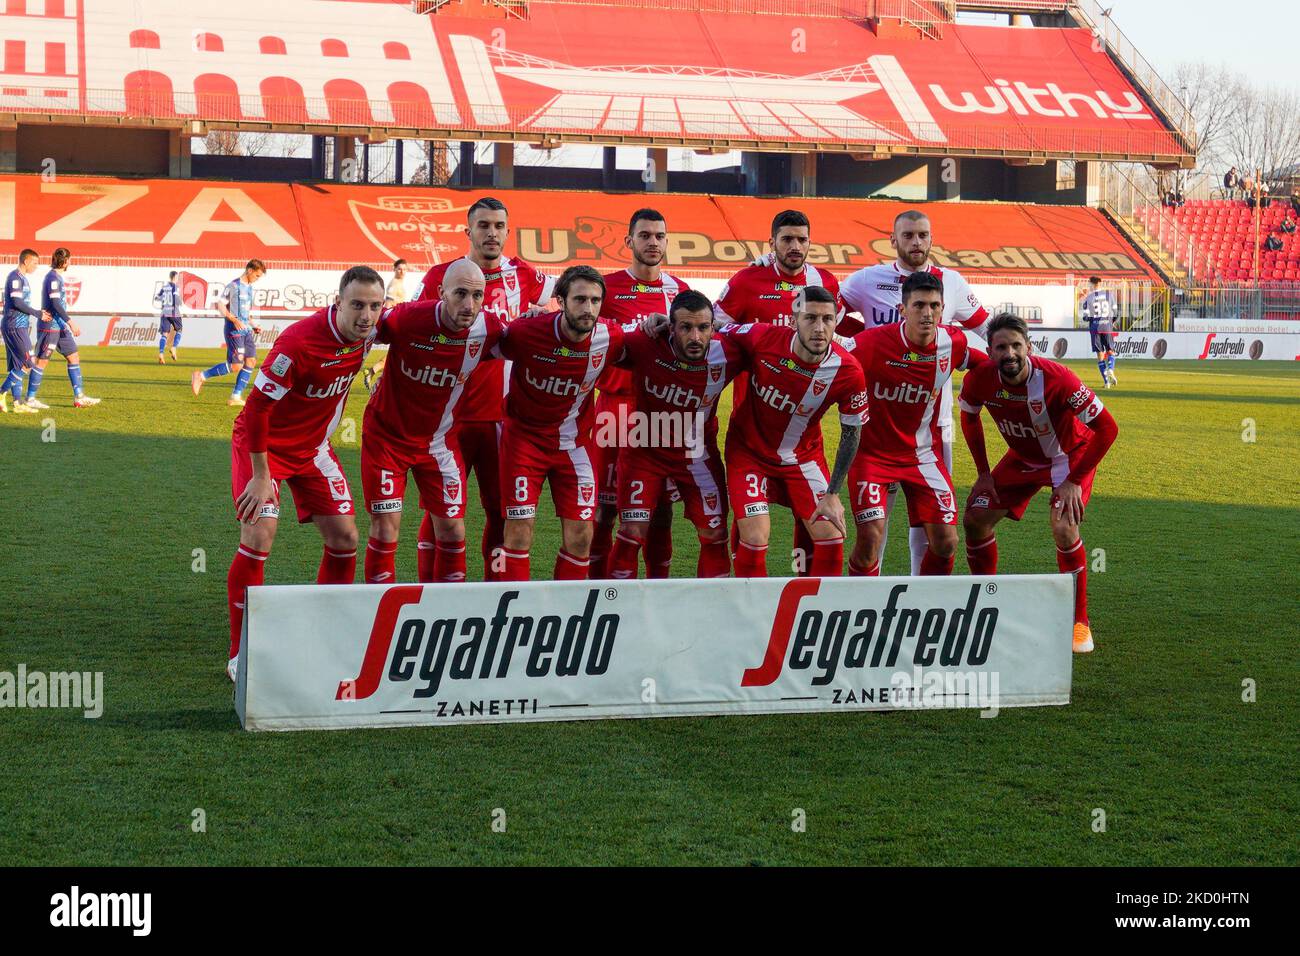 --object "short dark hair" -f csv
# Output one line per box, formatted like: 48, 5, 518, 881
246, 258, 266, 274
555, 264, 605, 301
893, 209, 929, 232
1088, 276, 1101, 286
169, 271, 177, 280
771, 209, 810, 236
18, 248, 37, 263
986, 312, 1030, 344
338, 265, 385, 296
393, 259, 407, 270
50, 247, 70, 269
628, 208, 666, 235
669, 289, 712, 323
901, 270, 943, 303
467, 196, 508, 221
796, 285, 836, 311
